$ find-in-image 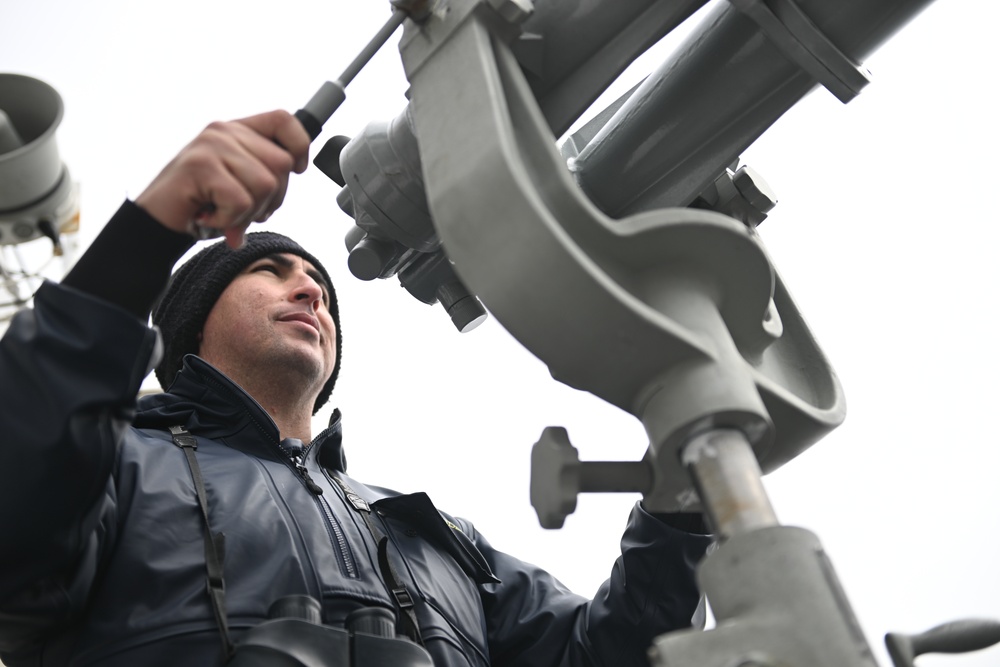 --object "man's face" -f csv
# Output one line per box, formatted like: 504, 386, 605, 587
199, 253, 337, 396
